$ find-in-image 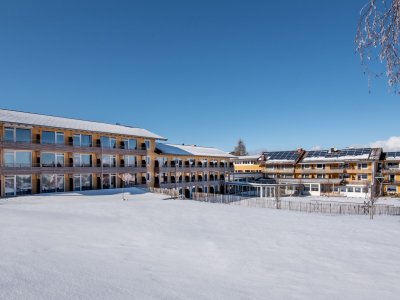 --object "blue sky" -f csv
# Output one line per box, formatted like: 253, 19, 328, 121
0, 0, 399, 153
